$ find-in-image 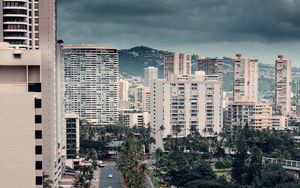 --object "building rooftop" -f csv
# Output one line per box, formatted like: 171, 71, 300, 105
63, 44, 115, 50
